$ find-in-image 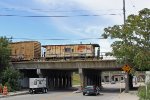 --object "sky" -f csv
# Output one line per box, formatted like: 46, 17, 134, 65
0, 0, 150, 52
